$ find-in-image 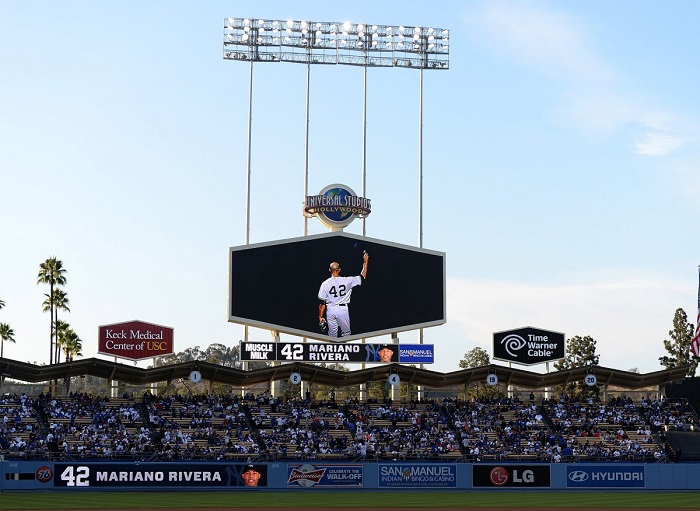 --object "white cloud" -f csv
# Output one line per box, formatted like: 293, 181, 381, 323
635, 132, 687, 156
468, 1, 614, 83
464, 1, 692, 157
